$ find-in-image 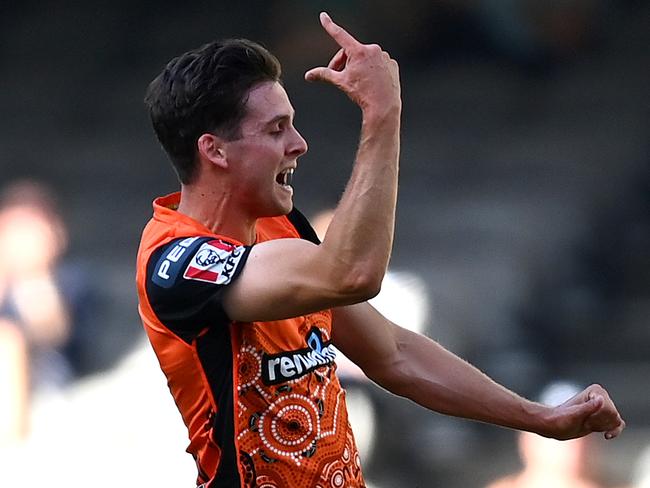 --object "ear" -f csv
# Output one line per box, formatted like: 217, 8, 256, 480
197, 133, 228, 169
